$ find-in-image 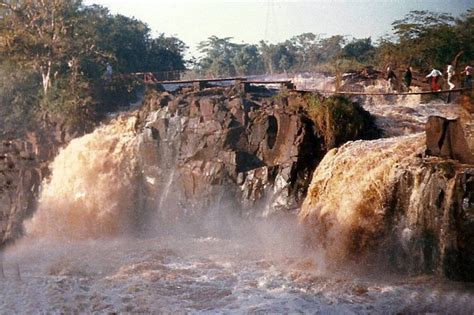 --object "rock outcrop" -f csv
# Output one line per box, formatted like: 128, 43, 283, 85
385, 158, 474, 281
136, 88, 325, 224
0, 119, 78, 247
425, 96, 474, 164
426, 116, 474, 164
